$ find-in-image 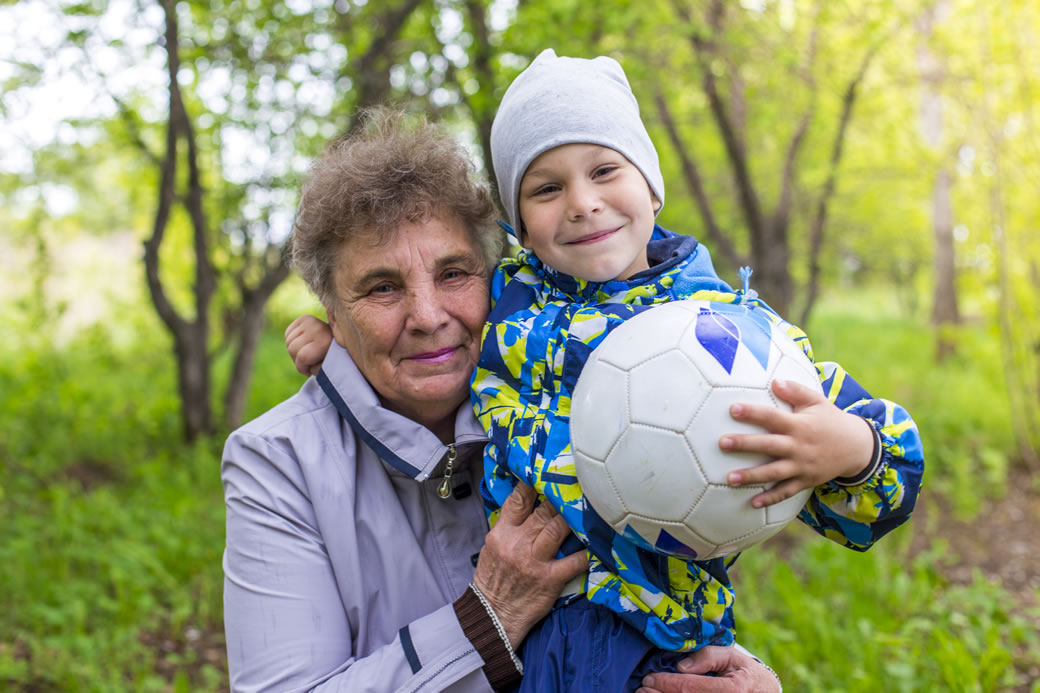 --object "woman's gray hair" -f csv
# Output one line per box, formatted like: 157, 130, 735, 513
288, 107, 502, 310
